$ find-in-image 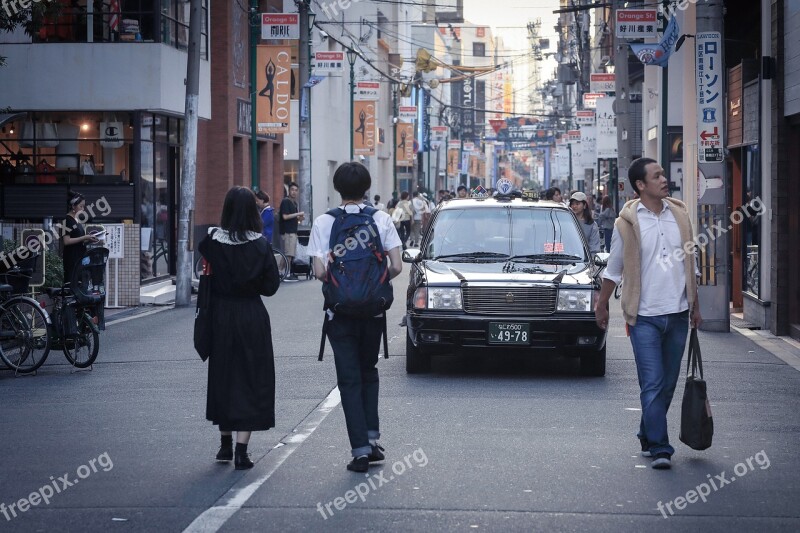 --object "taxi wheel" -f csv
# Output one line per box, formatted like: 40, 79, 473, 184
579, 346, 606, 377
406, 332, 431, 374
